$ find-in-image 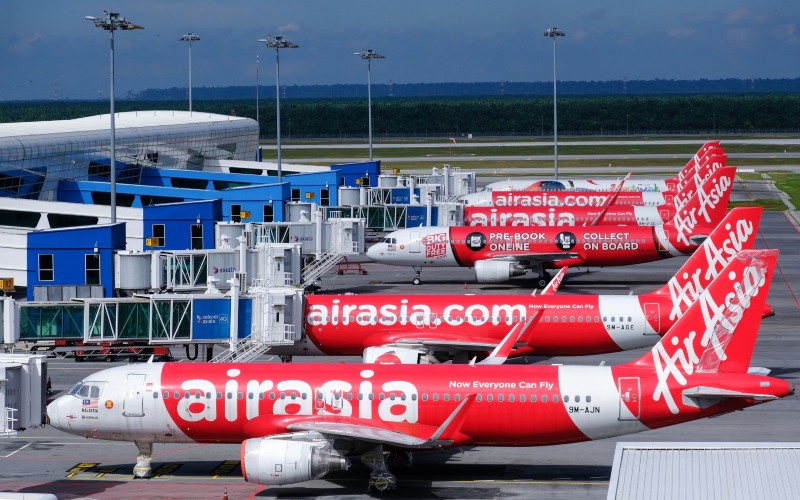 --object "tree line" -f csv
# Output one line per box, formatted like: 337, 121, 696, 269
1, 94, 798, 138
